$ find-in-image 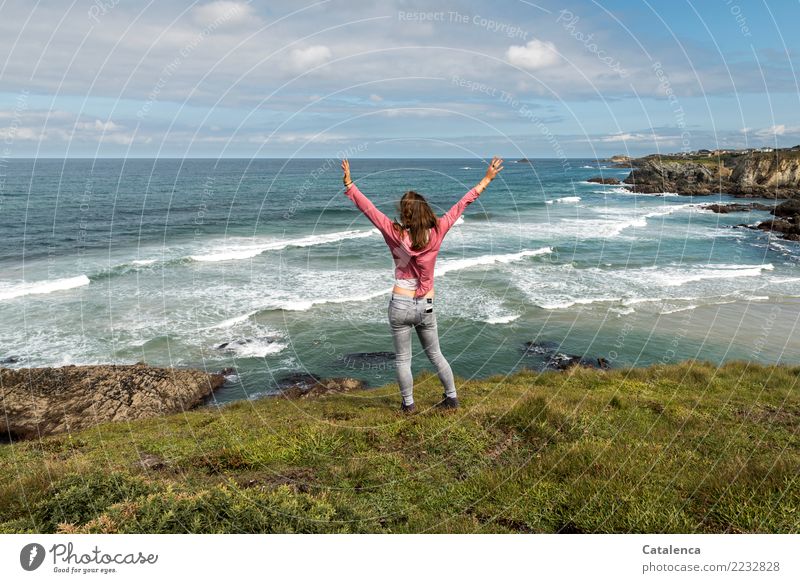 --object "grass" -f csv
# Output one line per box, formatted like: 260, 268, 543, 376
0, 359, 797, 533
